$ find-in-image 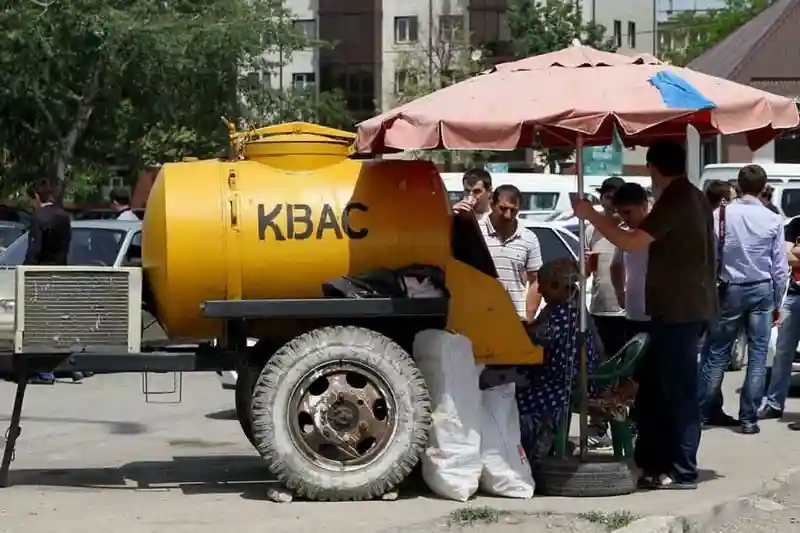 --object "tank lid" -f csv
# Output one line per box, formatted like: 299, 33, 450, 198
229, 121, 355, 158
